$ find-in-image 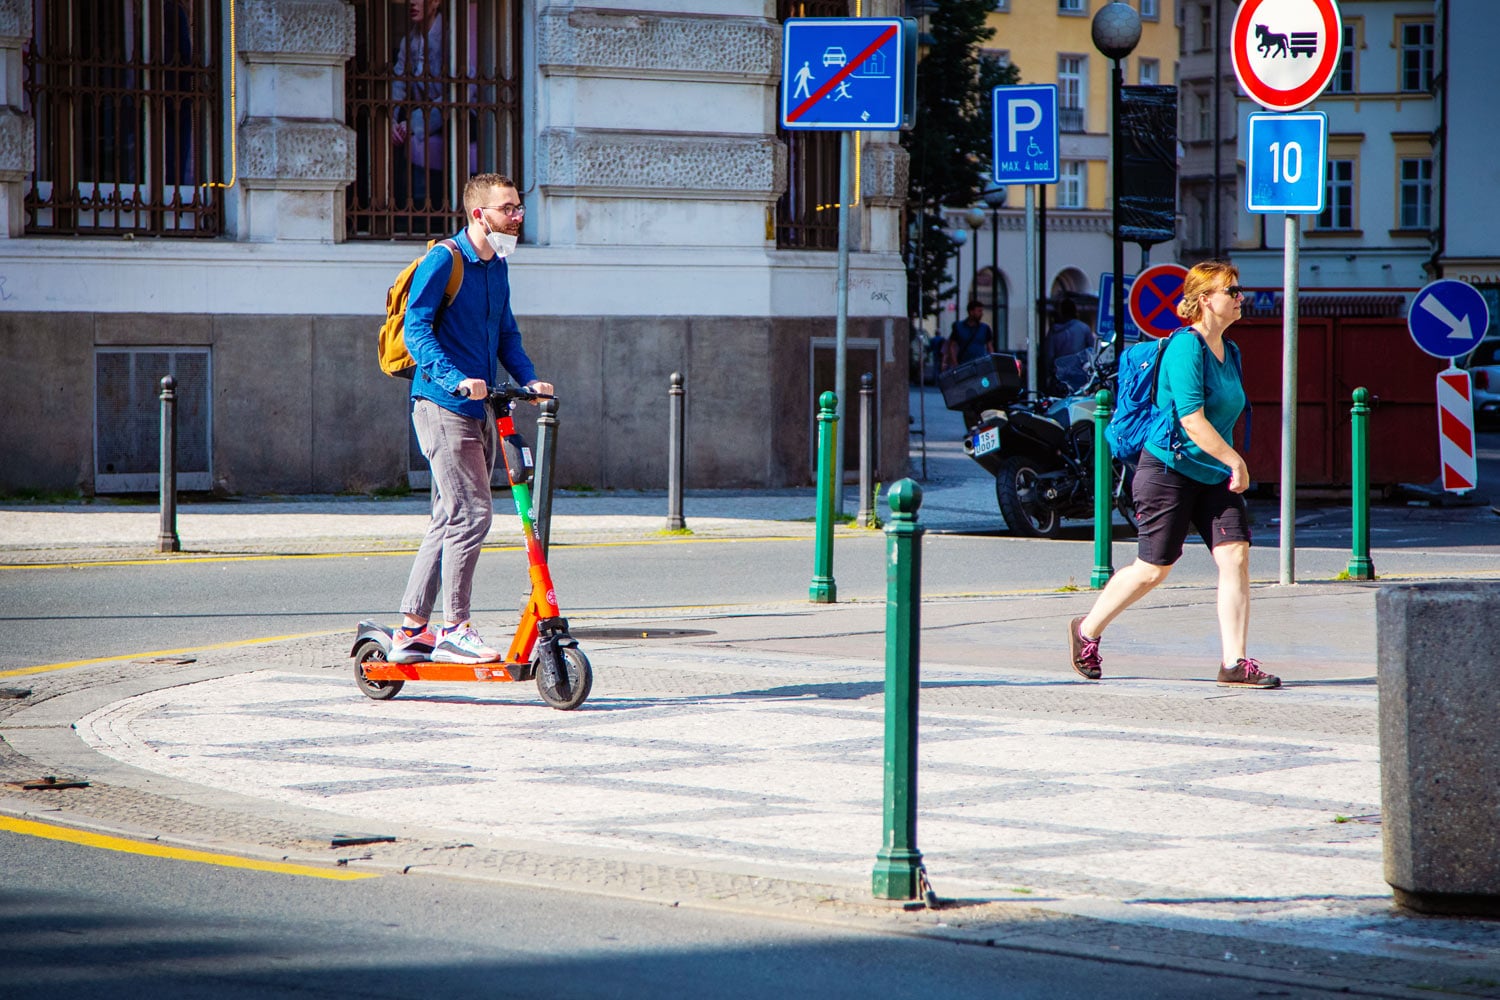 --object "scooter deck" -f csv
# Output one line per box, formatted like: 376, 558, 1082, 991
360, 660, 525, 684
